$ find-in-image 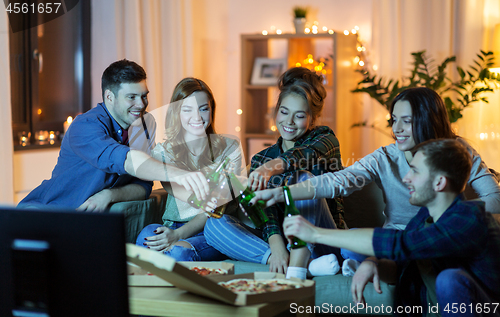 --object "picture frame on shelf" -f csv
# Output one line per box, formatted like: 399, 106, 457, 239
250, 57, 287, 85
